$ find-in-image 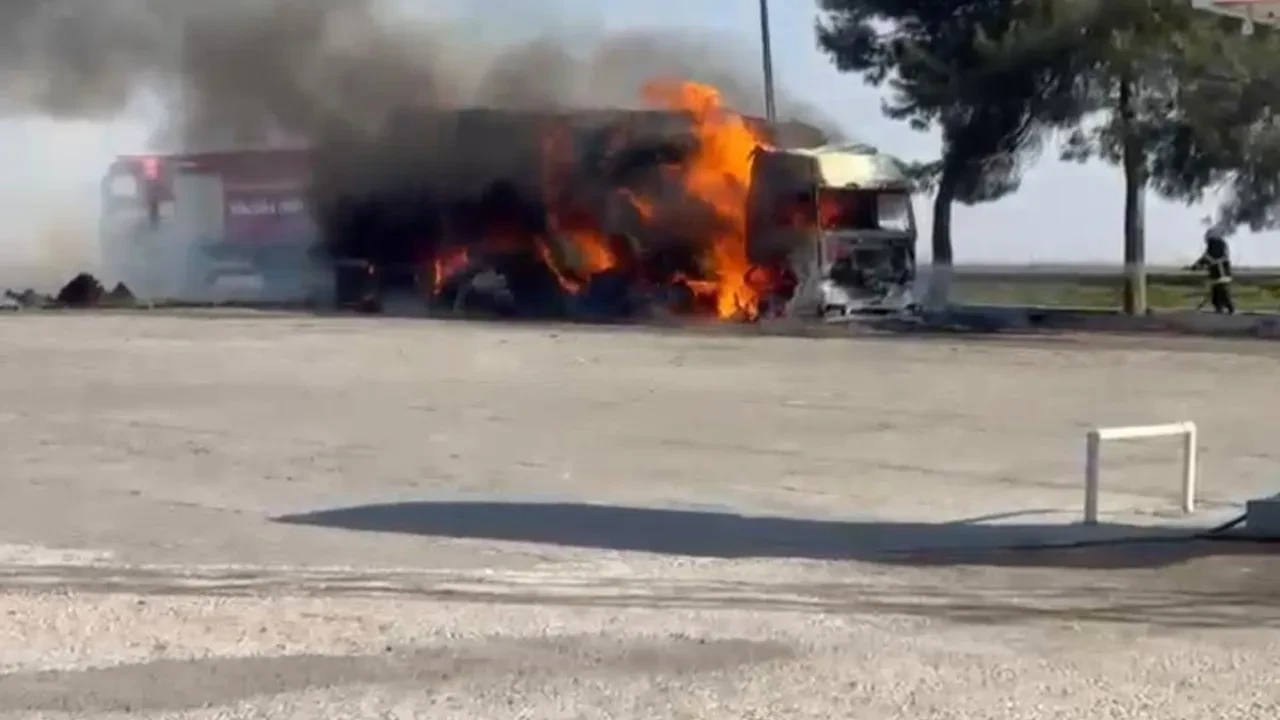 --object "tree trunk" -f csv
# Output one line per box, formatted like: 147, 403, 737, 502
923, 168, 957, 310
1118, 74, 1147, 315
